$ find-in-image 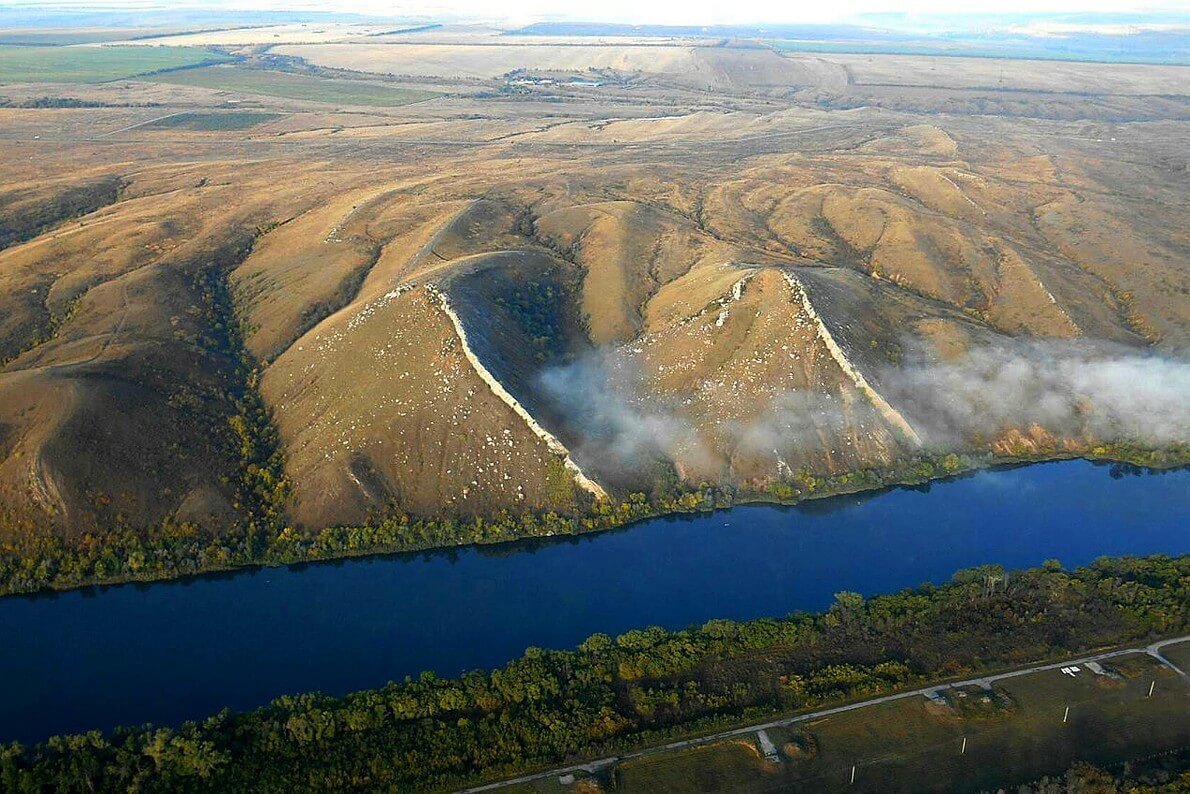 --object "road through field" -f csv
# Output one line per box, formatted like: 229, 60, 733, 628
95, 111, 186, 137
458, 636, 1190, 793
